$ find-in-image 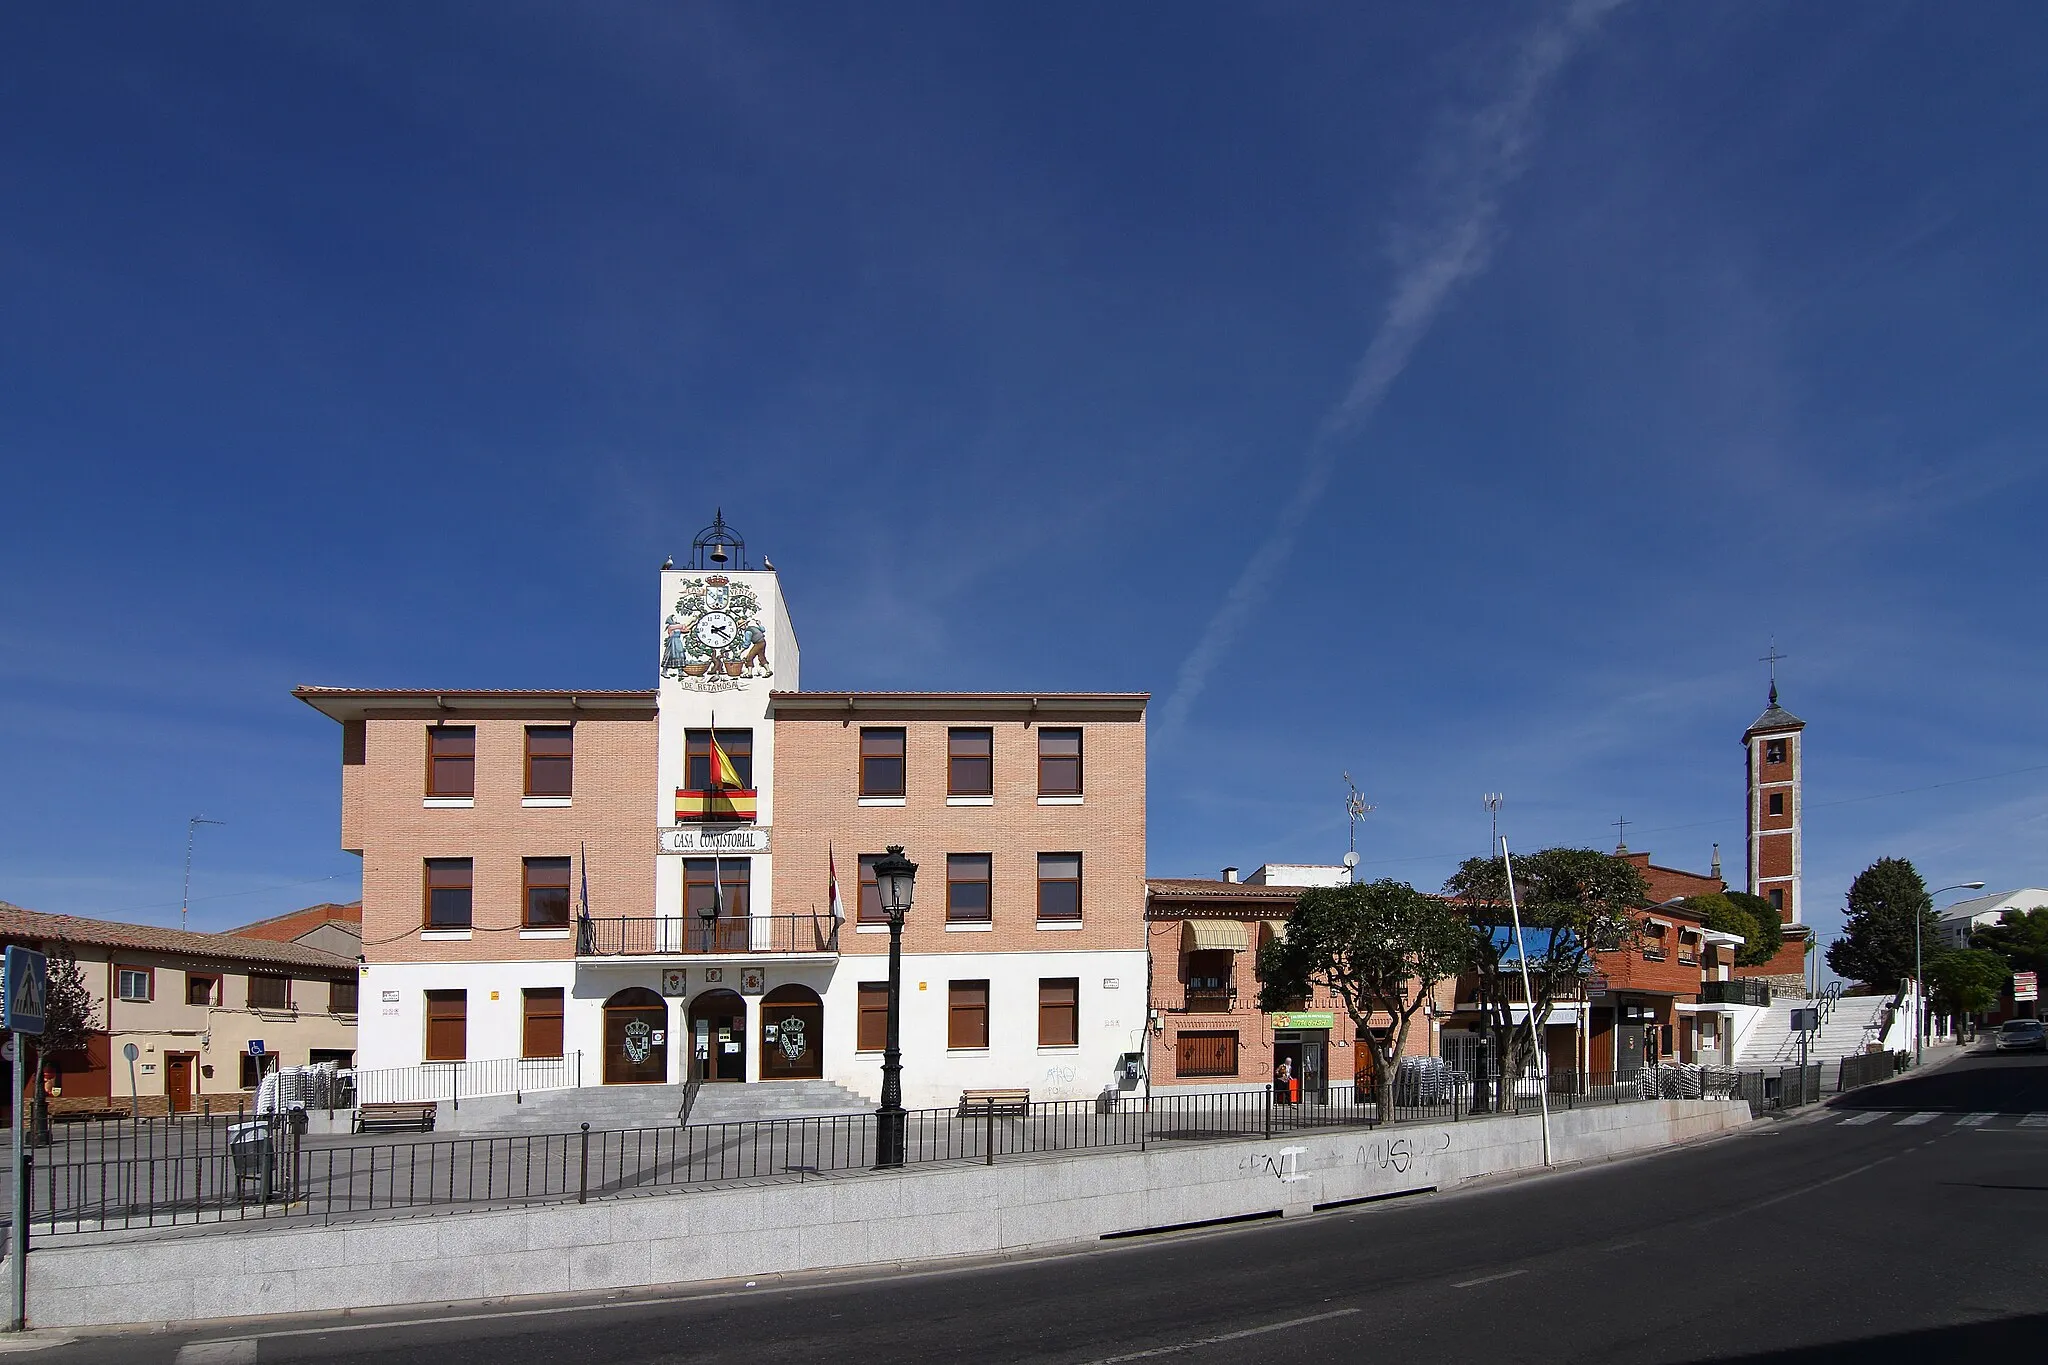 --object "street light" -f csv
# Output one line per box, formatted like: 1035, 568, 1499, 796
871, 844, 918, 1168
1918, 880, 1987, 1067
